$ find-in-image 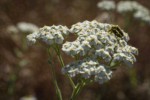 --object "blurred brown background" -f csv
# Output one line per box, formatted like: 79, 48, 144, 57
0, 0, 150, 100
